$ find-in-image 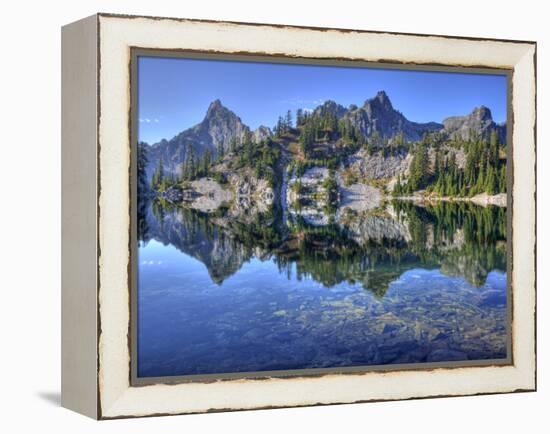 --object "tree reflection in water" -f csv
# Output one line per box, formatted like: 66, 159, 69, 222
138, 199, 506, 297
